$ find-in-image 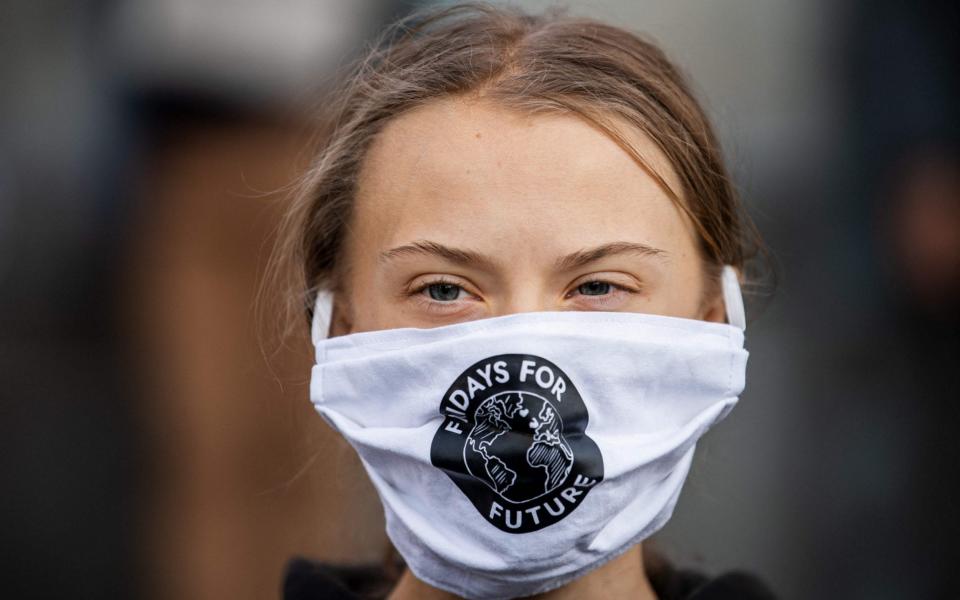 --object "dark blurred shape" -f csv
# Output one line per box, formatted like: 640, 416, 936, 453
0, 1, 136, 598
885, 151, 960, 319
853, 0, 960, 324
792, 1, 960, 598
123, 105, 387, 600
1, 1, 409, 599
